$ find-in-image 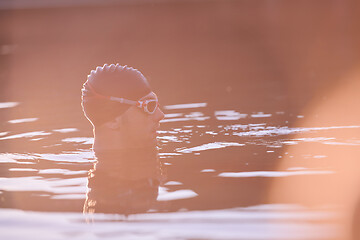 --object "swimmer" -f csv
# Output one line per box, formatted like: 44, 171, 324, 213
81, 64, 165, 215
81, 63, 164, 151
